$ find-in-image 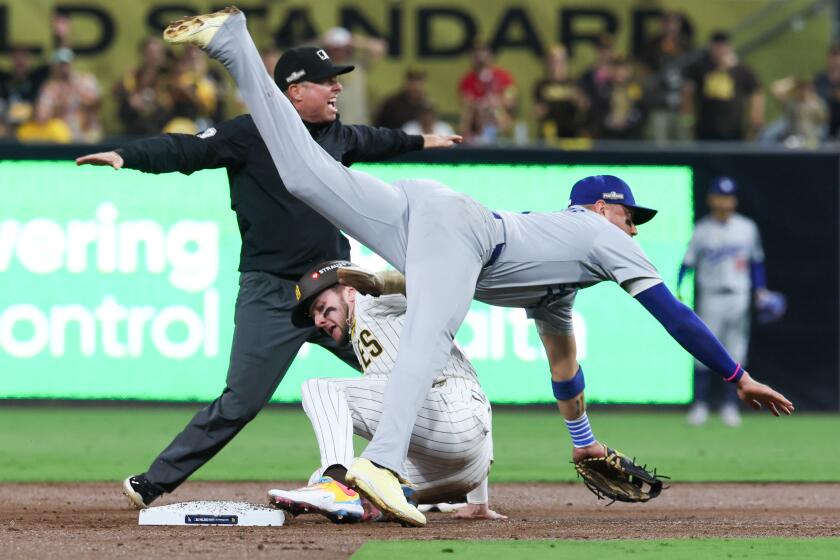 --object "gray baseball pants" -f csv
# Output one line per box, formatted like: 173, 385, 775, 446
204, 13, 503, 476
693, 291, 750, 406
